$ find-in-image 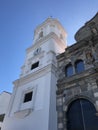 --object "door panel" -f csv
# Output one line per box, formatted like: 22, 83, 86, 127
67, 100, 84, 130
67, 99, 98, 130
